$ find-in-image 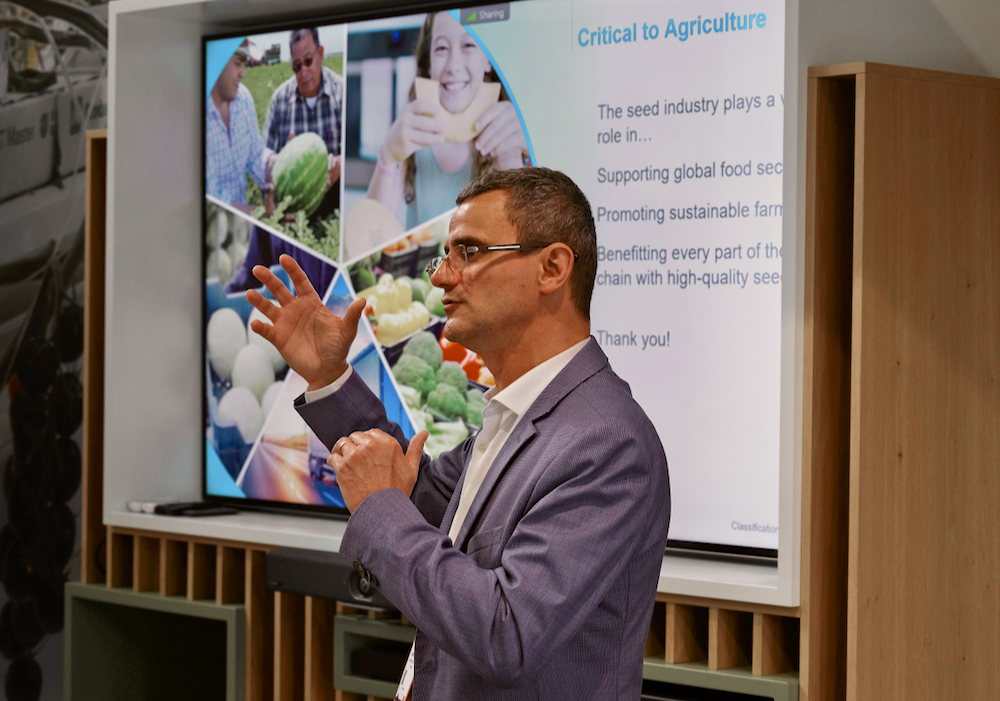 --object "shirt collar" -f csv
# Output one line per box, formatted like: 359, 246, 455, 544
484, 337, 590, 418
